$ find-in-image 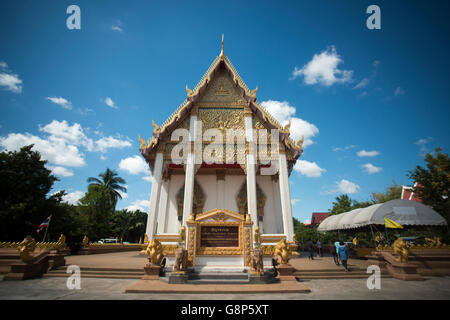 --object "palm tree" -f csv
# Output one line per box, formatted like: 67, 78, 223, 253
87, 168, 127, 211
